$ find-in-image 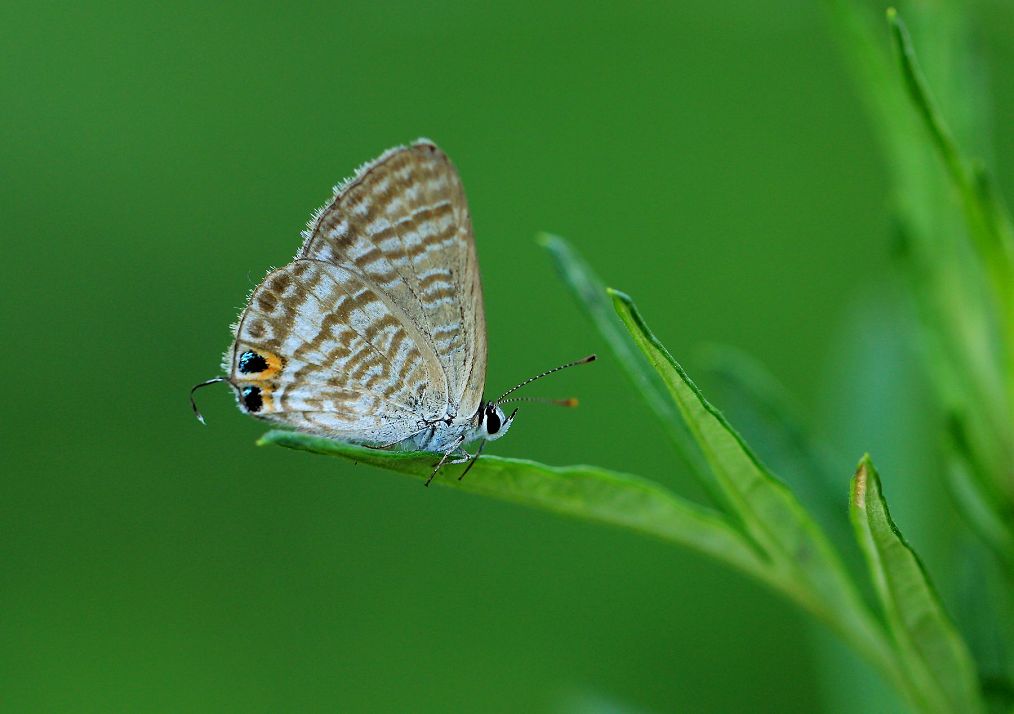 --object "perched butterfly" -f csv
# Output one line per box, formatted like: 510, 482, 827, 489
192, 140, 594, 485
